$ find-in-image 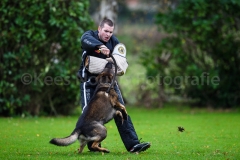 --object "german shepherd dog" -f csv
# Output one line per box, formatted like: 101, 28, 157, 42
50, 62, 128, 153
